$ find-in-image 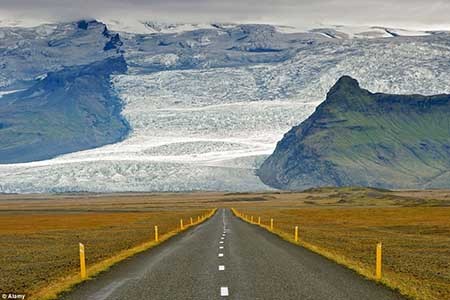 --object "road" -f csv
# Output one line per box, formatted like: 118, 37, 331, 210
60, 208, 405, 300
